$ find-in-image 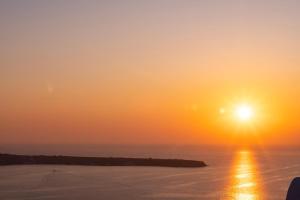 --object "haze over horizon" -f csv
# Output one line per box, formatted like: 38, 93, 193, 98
1, 0, 300, 145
